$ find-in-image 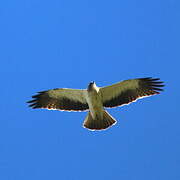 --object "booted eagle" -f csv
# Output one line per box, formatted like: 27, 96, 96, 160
27, 77, 164, 131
